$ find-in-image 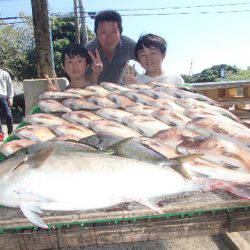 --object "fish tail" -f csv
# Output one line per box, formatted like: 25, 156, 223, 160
237, 150, 250, 171
204, 179, 250, 200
